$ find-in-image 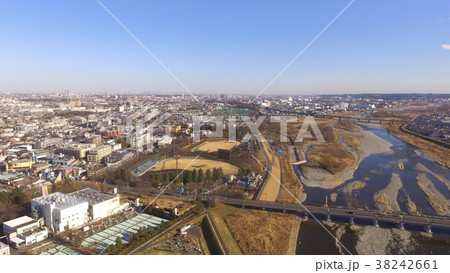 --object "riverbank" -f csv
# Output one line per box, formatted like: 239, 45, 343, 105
387, 124, 450, 169
299, 128, 392, 189
416, 163, 450, 216
373, 171, 403, 213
